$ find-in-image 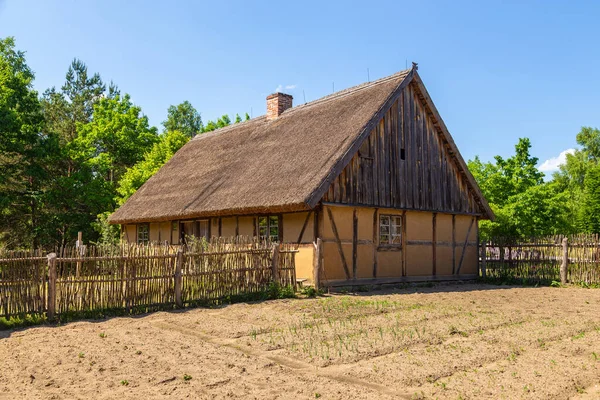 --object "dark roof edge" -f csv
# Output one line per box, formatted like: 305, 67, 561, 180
109, 202, 311, 225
